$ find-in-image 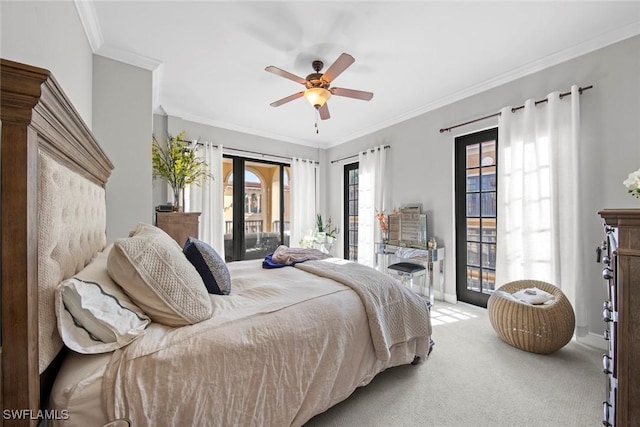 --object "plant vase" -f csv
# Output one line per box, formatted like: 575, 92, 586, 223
172, 187, 182, 212
325, 235, 335, 252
